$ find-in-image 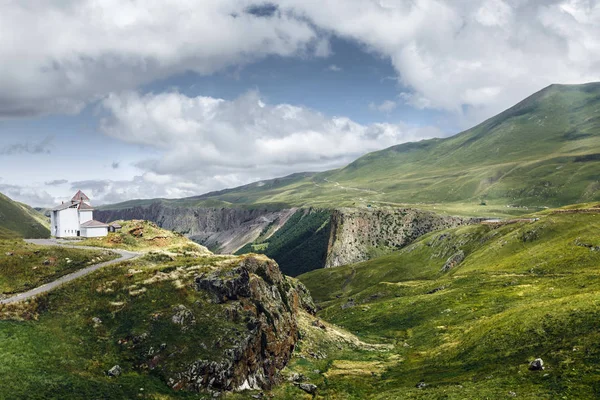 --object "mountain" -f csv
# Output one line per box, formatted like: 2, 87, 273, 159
0, 192, 50, 239
103, 82, 600, 215
294, 204, 600, 398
